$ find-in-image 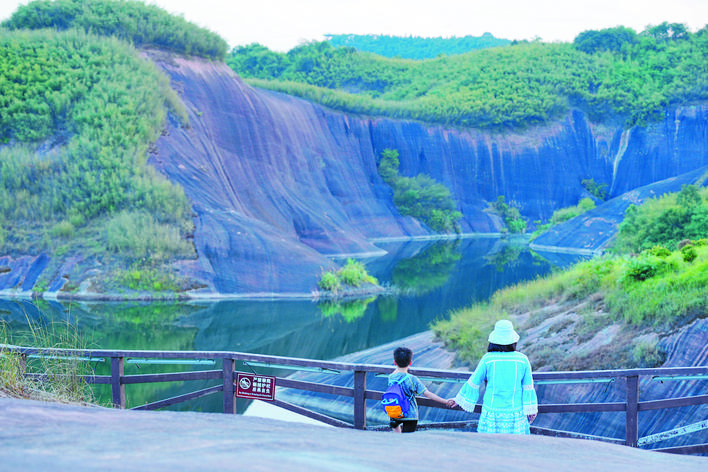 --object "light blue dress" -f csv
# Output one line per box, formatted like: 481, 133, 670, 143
454, 351, 538, 434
